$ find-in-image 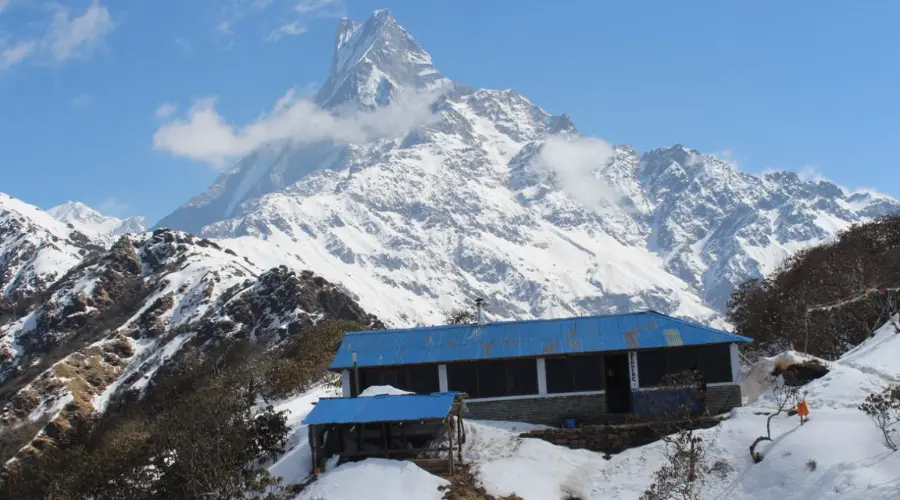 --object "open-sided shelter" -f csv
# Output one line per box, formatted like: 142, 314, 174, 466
303, 392, 467, 476
328, 310, 752, 426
